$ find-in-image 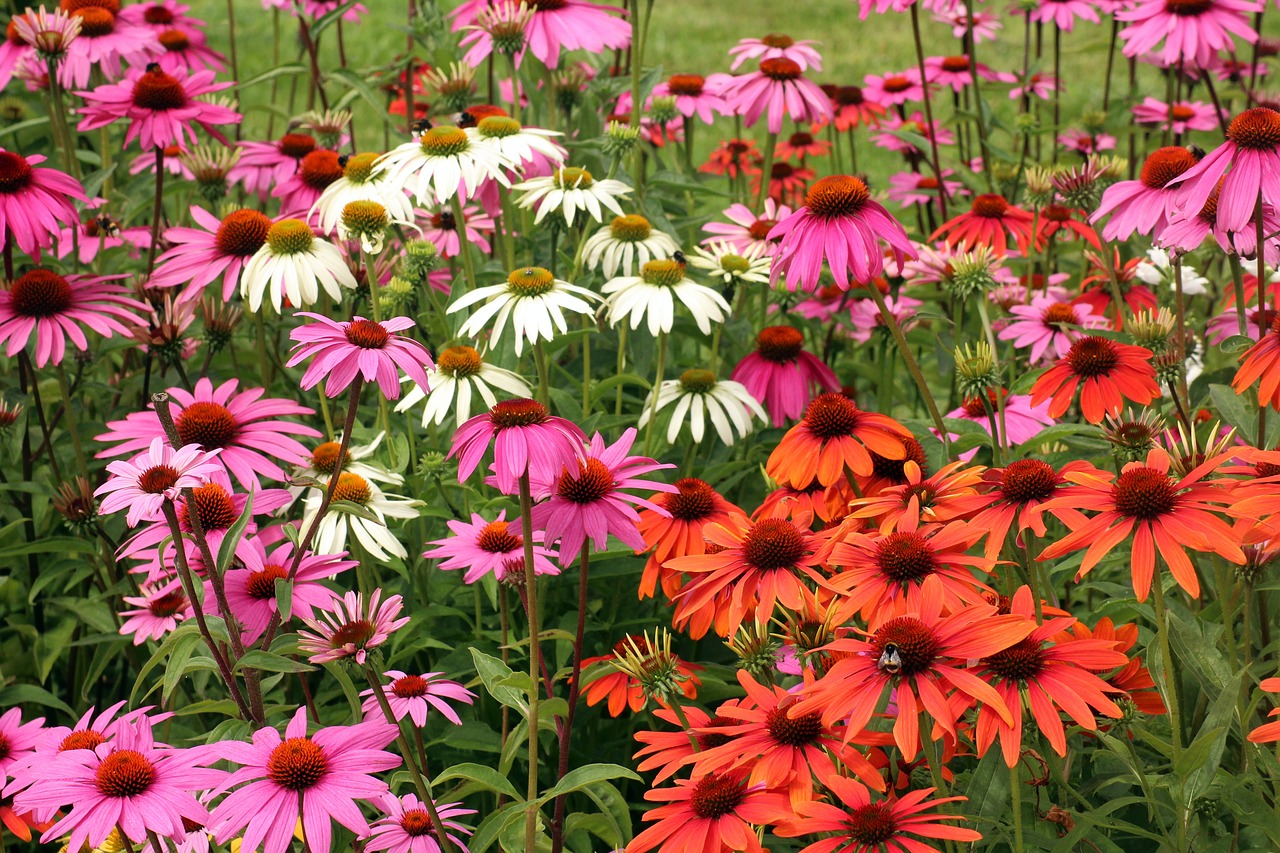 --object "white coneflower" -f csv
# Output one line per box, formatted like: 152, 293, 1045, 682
310, 152, 416, 239
301, 471, 420, 561
423, 61, 477, 113
512, 166, 630, 226
378, 124, 515, 206
1134, 246, 1209, 296
601, 257, 730, 336
239, 219, 357, 313
638, 368, 767, 446
395, 344, 532, 428
448, 266, 600, 356
688, 240, 772, 287
582, 214, 680, 278
286, 432, 403, 507
472, 115, 565, 170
